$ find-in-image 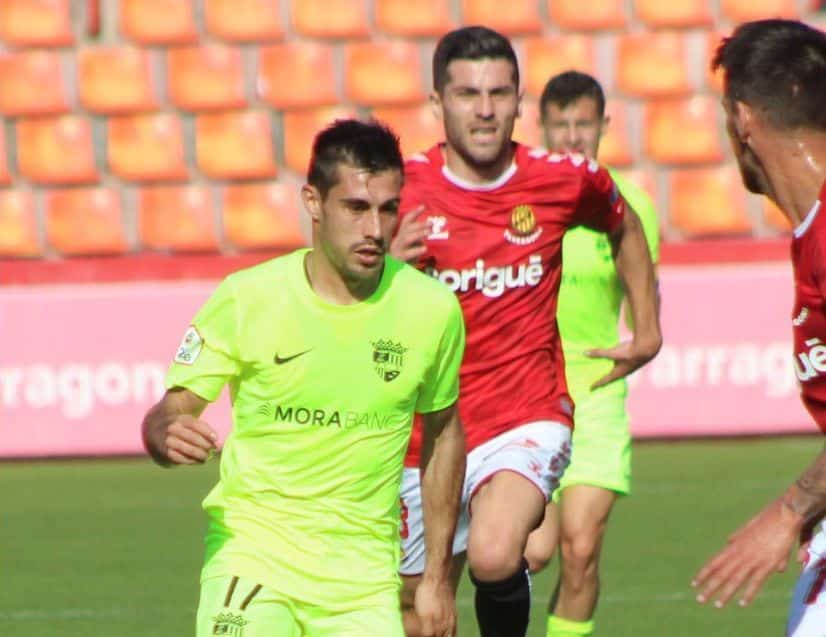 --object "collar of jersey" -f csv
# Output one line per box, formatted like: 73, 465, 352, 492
794, 199, 822, 239
294, 248, 391, 312
441, 161, 517, 192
